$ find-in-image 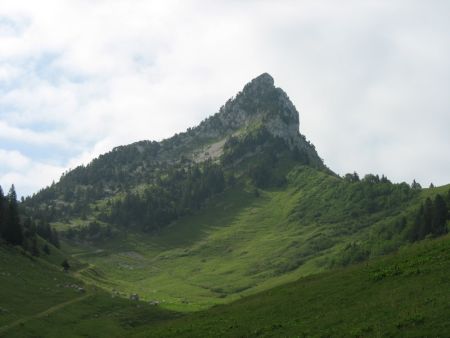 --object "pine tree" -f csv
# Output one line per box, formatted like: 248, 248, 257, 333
51, 228, 60, 248
43, 244, 50, 255
447, 189, 450, 216
422, 198, 433, 237
432, 194, 448, 236
61, 259, 70, 272
411, 205, 425, 241
411, 179, 422, 190
30, 236, 39, 257
37, 220, 52, 241
3, 185, 23, 245
22, 217, 35, 239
